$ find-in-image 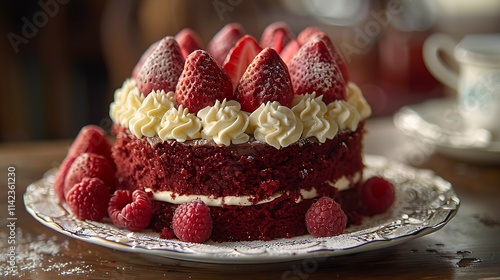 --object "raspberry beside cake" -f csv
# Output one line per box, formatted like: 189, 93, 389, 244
54, 22, 392, 244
